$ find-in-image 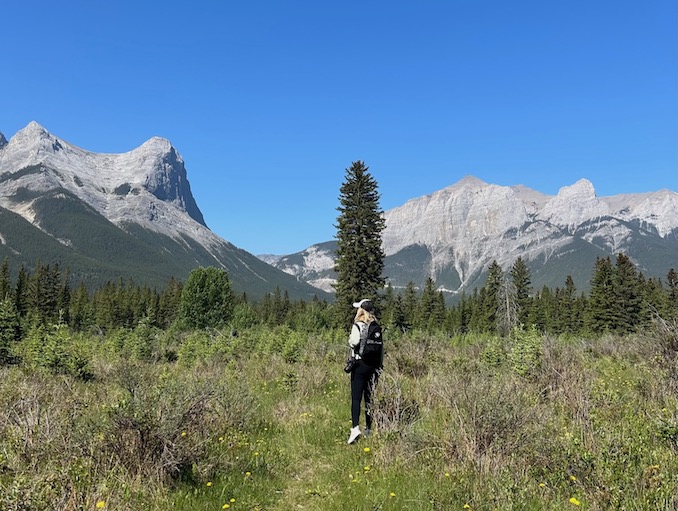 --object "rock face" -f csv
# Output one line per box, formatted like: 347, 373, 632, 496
0, 121, 206, 239
0, 122, 328, 299
266, 176, 678, 296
